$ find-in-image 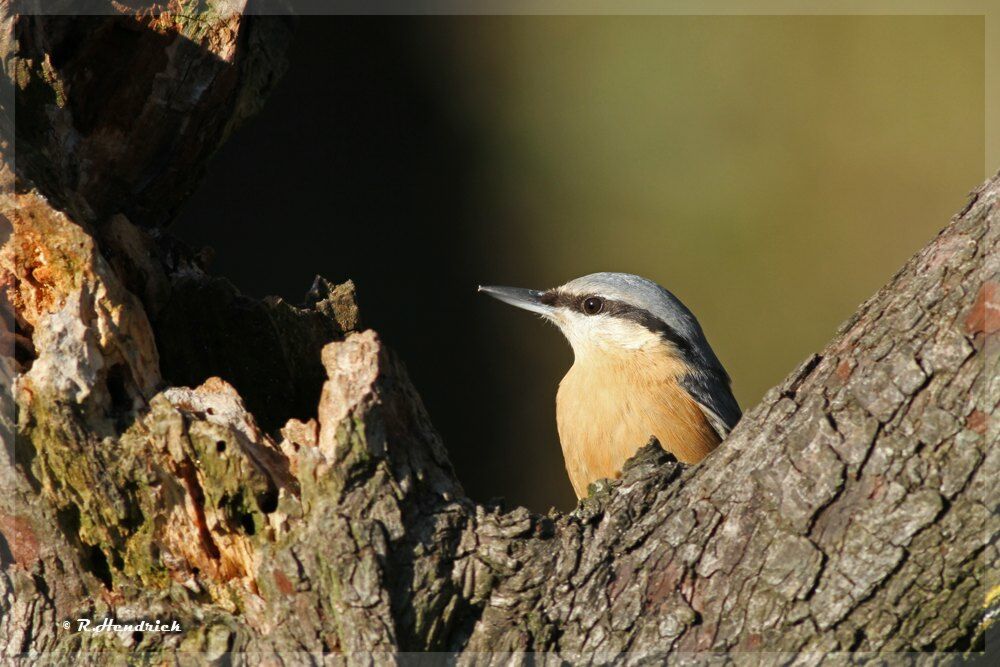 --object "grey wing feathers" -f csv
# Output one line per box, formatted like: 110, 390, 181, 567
680, 370, 742, 439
